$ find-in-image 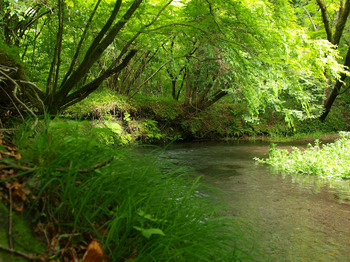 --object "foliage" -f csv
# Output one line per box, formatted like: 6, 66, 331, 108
1, 0, 347, 124
131, 95, 184, 121
291, 0, 350, 120
63, 89, 134, 119
258, 132, 350, 179
7, 119, 256, 261
139, 119, 164, 143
